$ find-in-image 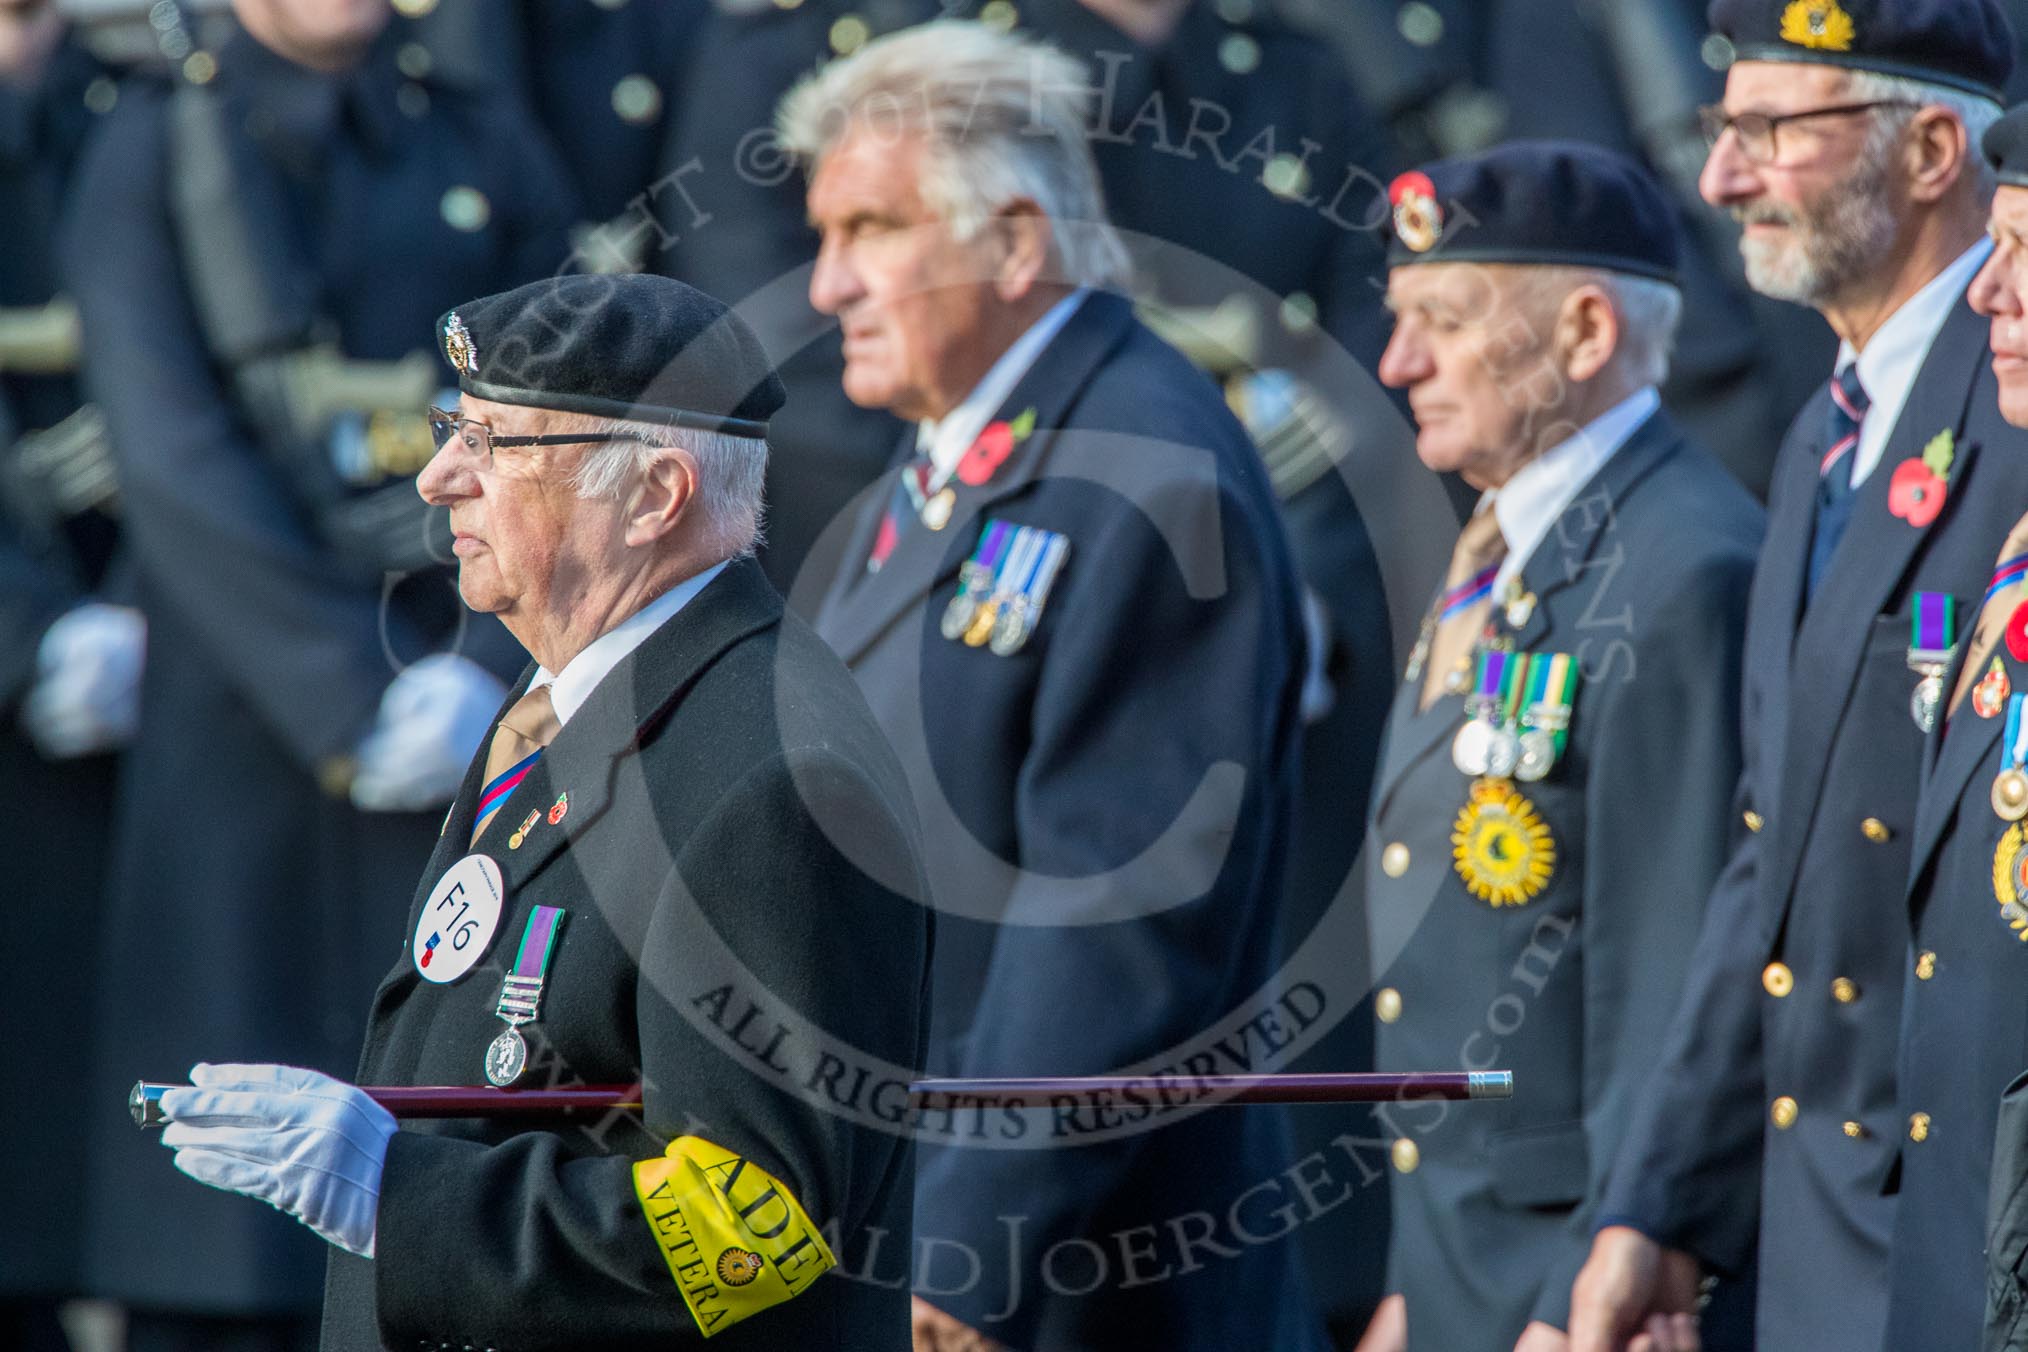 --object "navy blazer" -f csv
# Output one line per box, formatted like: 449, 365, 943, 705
1886, 410, 2028, 1345
809, 292, 1326, 1351
1603, 288, 2028, 1350
1365, 411, 1760, 1348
